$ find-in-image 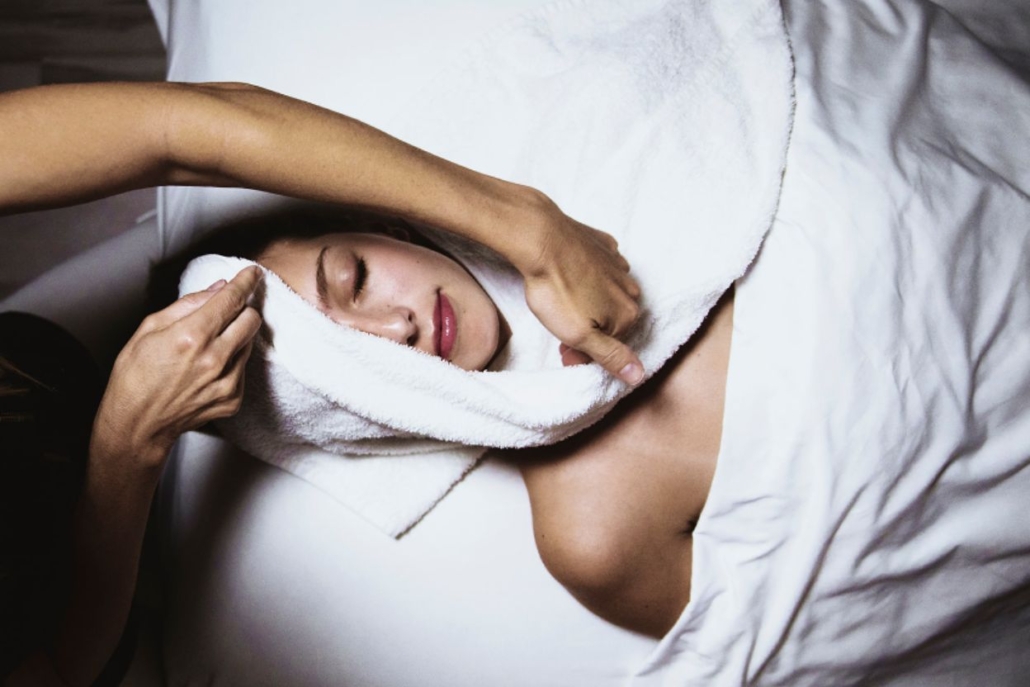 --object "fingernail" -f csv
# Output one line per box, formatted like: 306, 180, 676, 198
206, 279, 227, 292
619, 362, 644, 385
